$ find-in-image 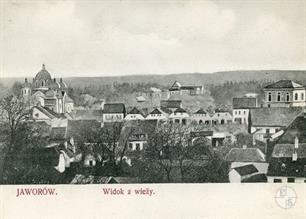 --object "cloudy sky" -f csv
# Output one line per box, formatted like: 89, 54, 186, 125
0, 0, 305, 78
